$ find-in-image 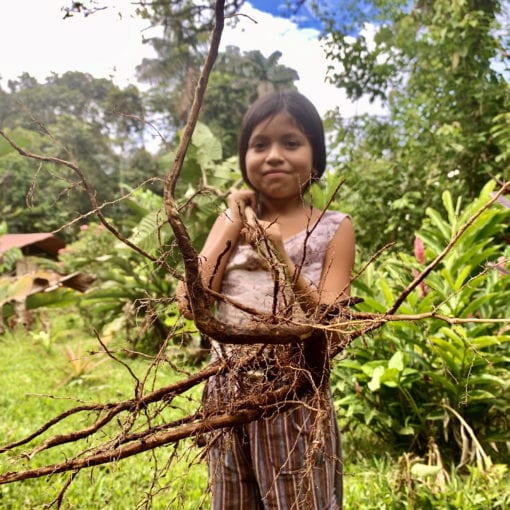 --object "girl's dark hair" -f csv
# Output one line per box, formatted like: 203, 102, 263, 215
238, 91, 326, 186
